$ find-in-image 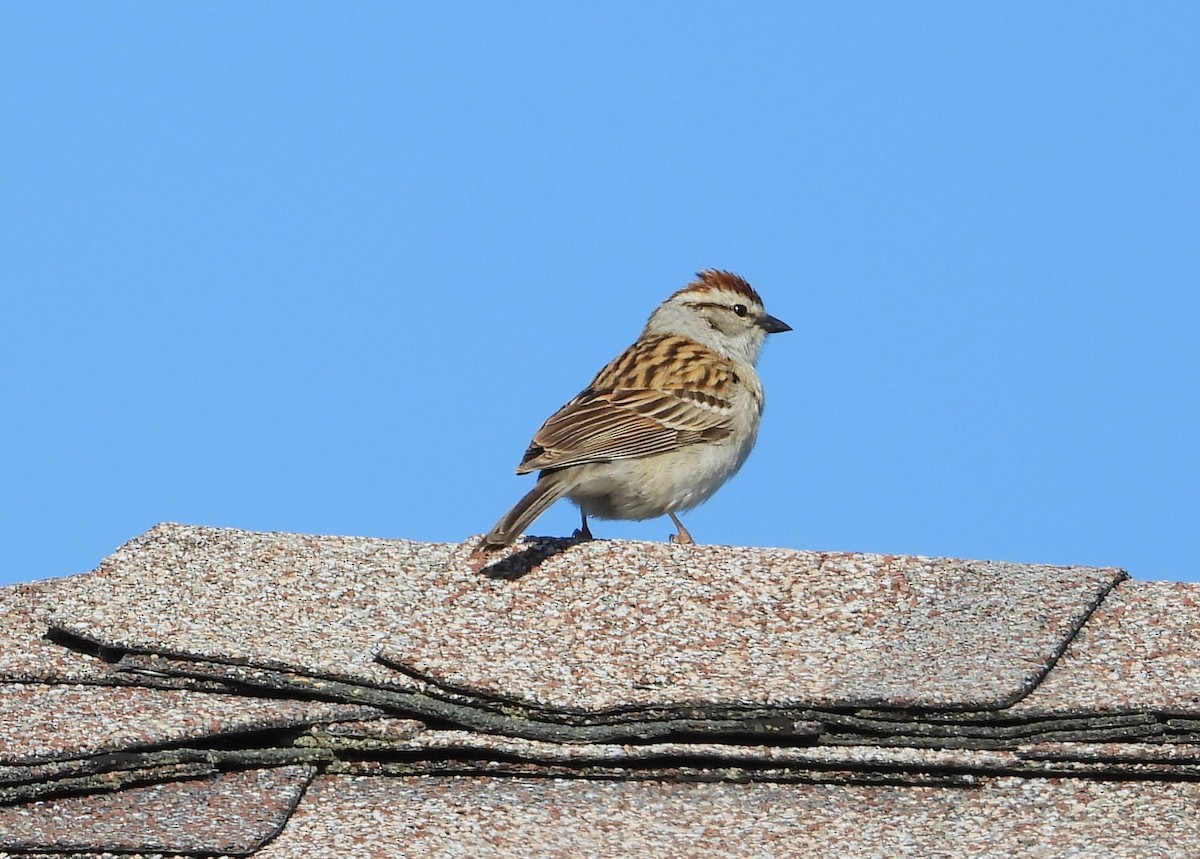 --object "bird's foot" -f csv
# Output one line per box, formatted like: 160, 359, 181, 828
667, 512, 695, 545
573, 514, 594, 542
